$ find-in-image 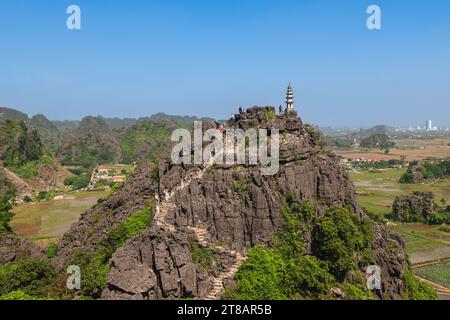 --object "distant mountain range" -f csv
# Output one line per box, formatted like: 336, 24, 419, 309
0, 107, 211, 171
